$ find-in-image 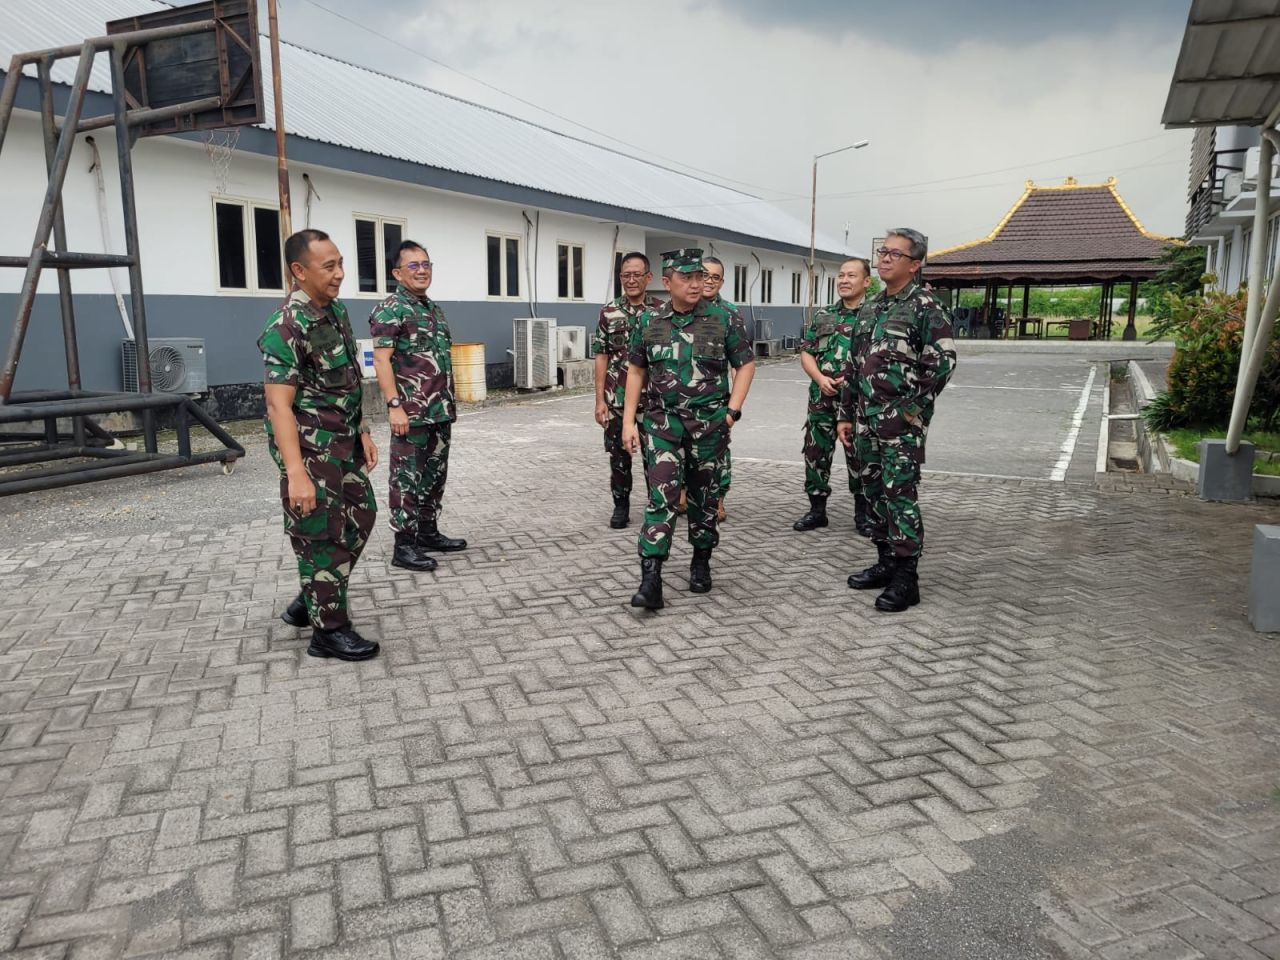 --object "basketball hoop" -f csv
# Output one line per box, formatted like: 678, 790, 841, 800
202, 127, 241, 195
